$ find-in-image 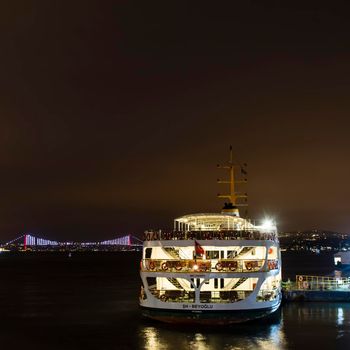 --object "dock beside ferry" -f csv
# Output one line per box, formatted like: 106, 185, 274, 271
282, 275, 350, 302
